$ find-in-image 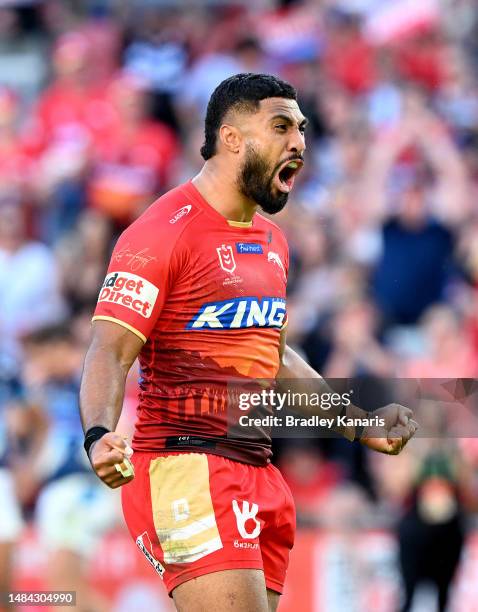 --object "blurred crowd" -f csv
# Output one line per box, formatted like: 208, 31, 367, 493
2, 0, 478, 610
